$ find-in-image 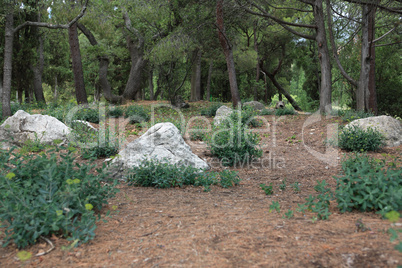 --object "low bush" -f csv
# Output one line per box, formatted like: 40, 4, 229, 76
207, 111, 262, 167
0, 148, 119, 248
72, 108, 100, 123
275, 107, 296, 116
127, 159, 240, 192
341, 110, 375, 123
124, 105, 150, 123
334, 153, 401, 215
261, 109, 274, 115
338, 125, 385, 152
200, 103, 222, 117
108, 106, 124, 118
